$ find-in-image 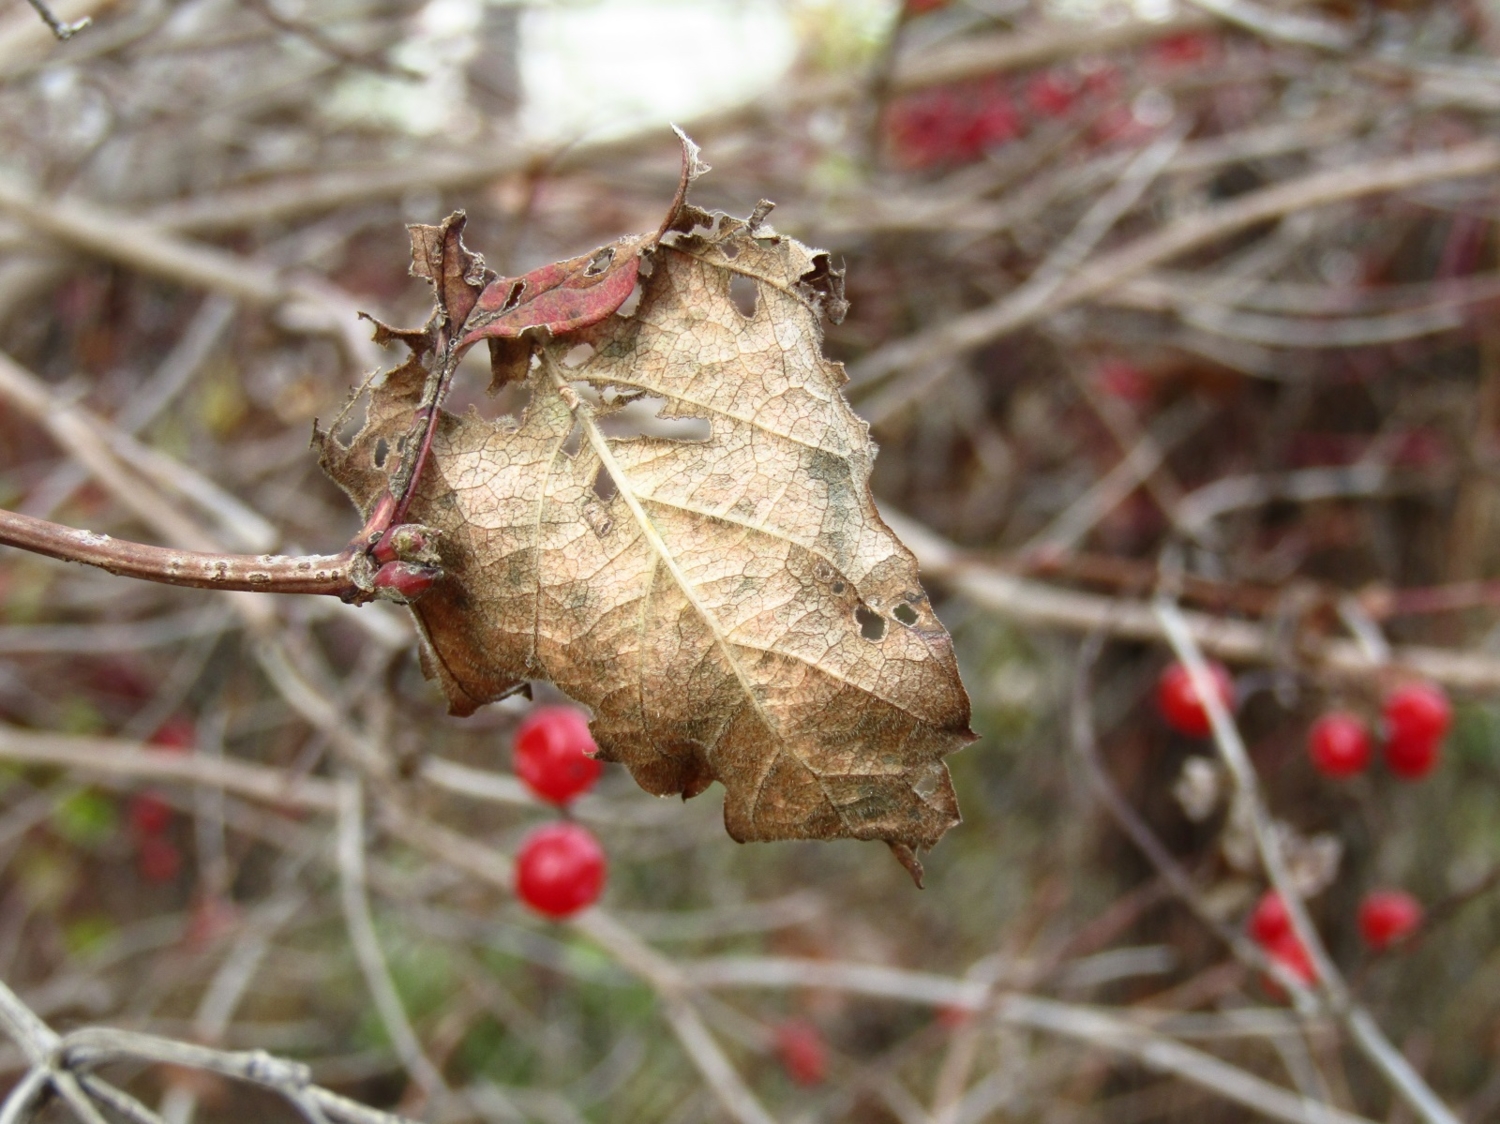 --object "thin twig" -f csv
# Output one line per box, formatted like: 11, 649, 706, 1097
0, 974, 417, 1124
1067, 636, 1276, 972
24, 0, 89, 40
569, 911, 781, 1124
335, 778, 451, 1108
0, 725, 340, 812
884, 508, 1500, 691
859, 124, 1190, 424
852, 142, 1500, 419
